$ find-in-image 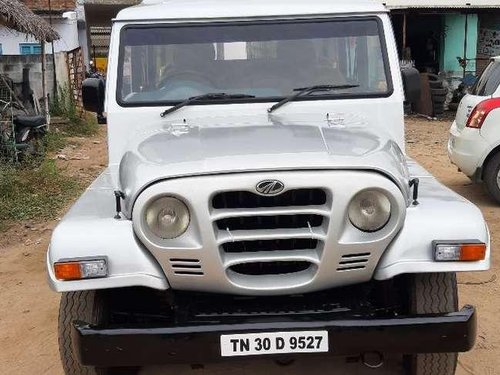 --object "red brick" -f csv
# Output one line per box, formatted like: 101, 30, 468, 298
21, 0, 76, 12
